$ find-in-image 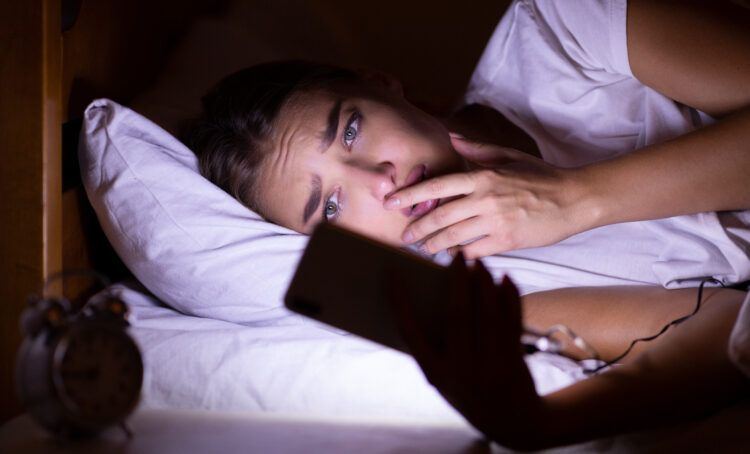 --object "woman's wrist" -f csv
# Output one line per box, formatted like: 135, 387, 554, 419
561, 165, 609, 236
